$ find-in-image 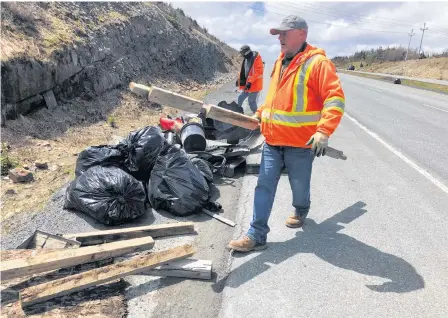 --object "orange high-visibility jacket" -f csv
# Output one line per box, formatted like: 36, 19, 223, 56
238, 53, 264, 92
255, 44, 345, 148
